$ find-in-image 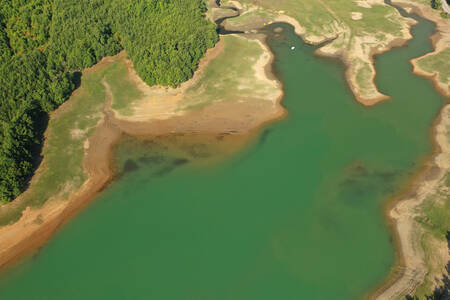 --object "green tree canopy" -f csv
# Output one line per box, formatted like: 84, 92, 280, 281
0, 0, 218, 203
